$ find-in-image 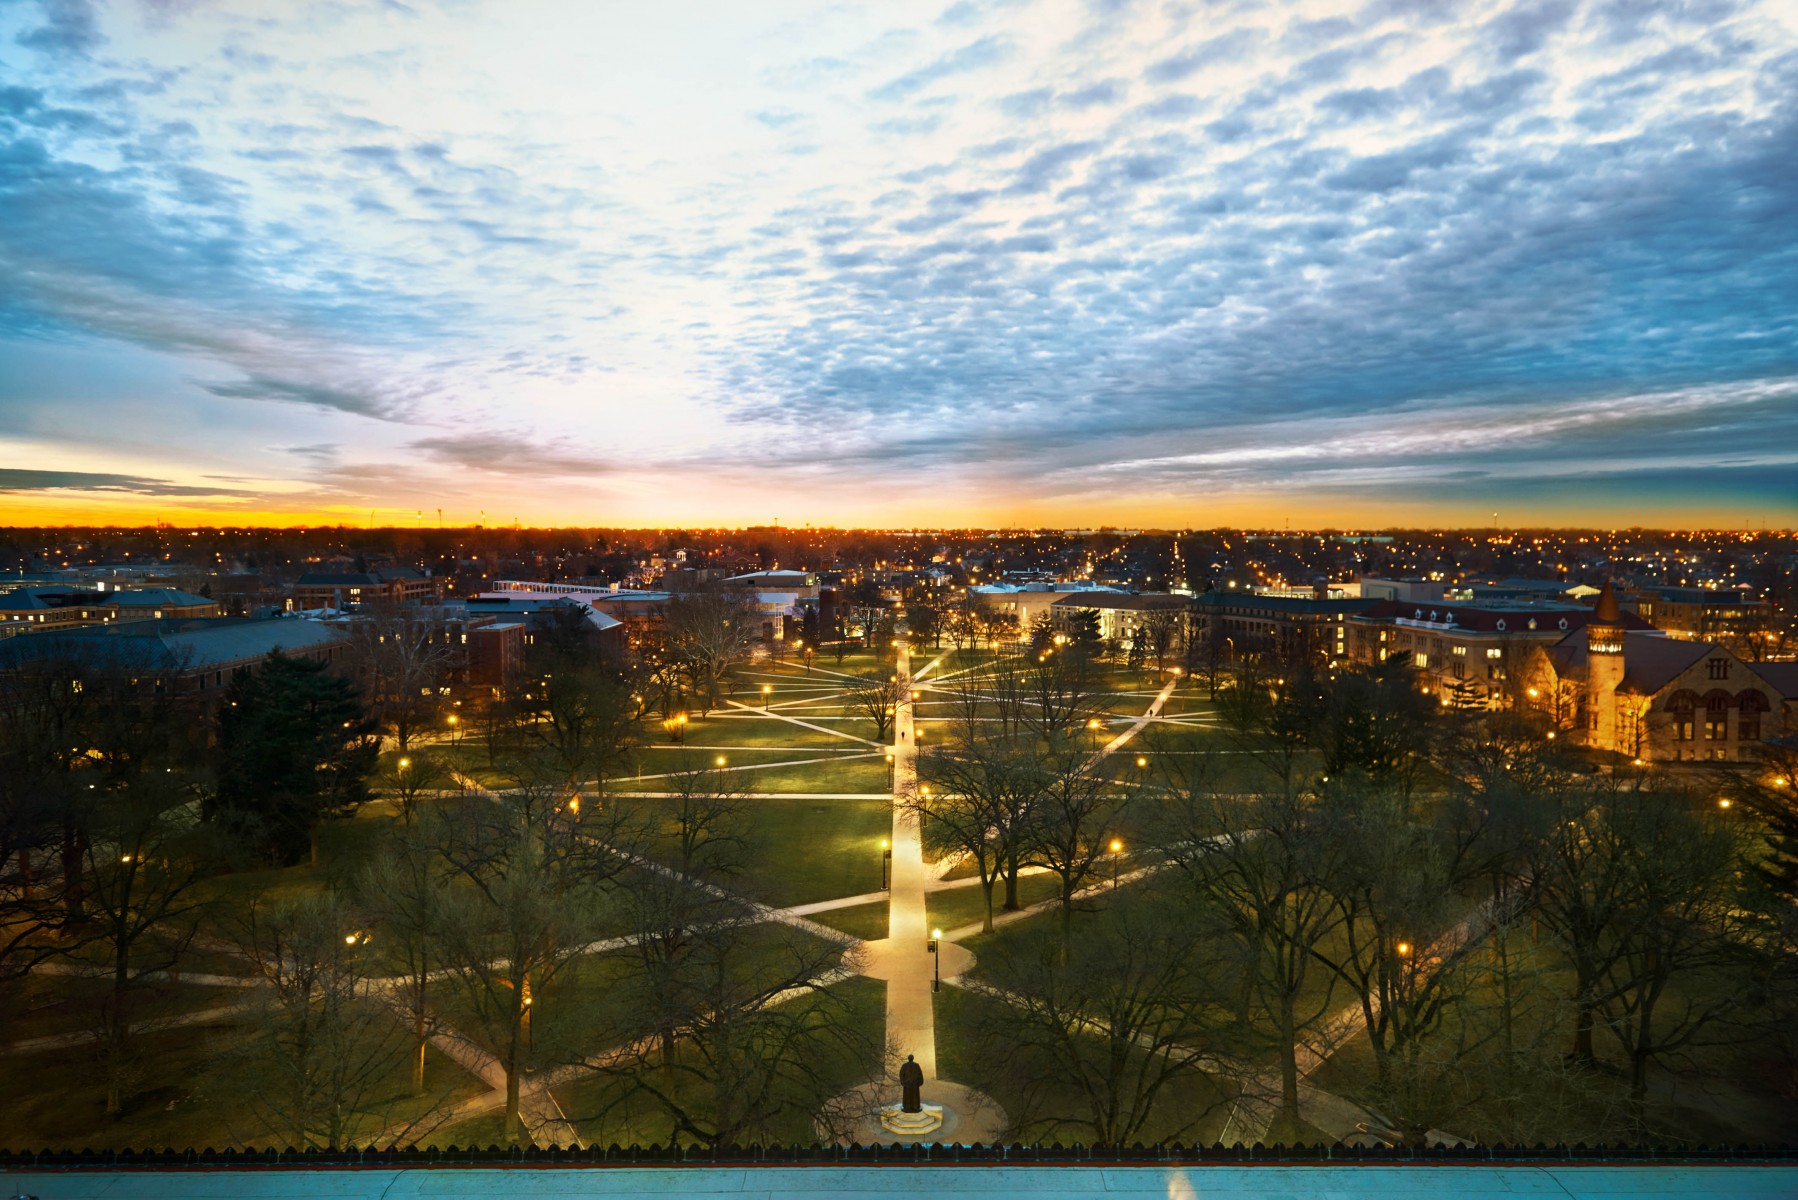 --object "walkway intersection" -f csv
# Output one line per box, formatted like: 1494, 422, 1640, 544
4, 643, 1417, 1151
